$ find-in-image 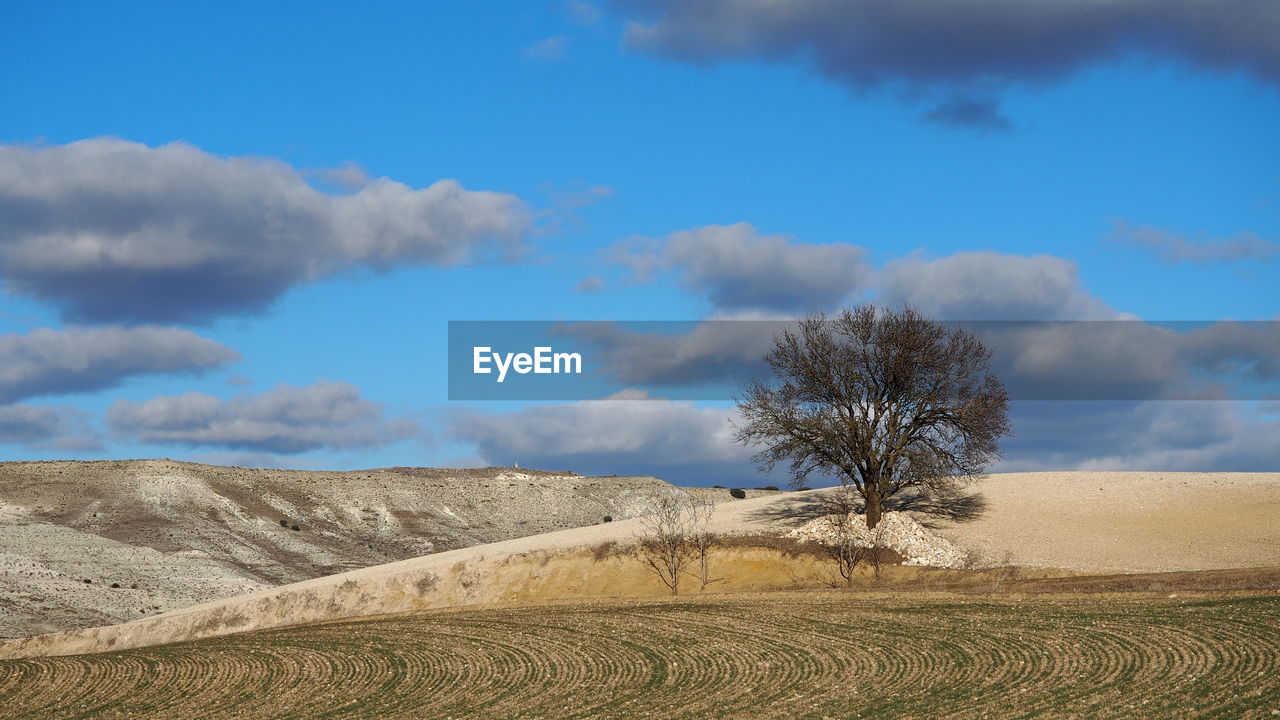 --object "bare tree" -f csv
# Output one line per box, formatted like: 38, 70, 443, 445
823, 508, 863, 588
637, 494, 695, 595
687, 497, 721, 591
736, 305, 1010, 529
